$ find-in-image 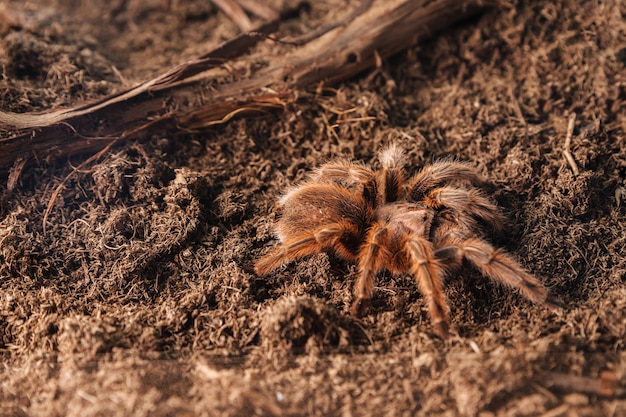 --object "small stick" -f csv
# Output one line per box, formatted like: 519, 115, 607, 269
545, 371, 624, 397
249, 0, 373, 47
7, 156, 27, 192
235, 0, 279, 21
213, 0, 253, 32
563, 113, 579, 176
0, 0, 496, 181
616, 185, 625, 207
